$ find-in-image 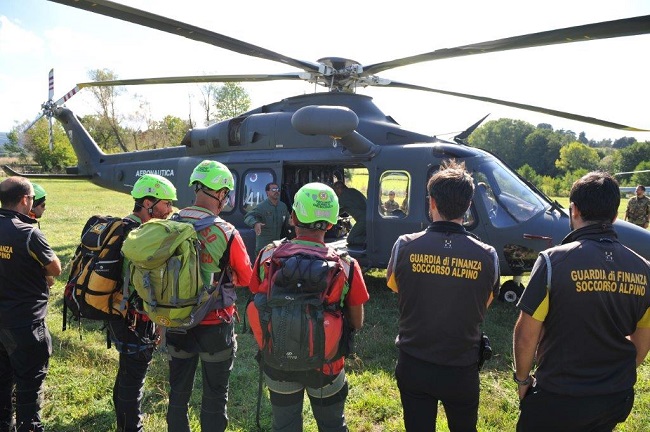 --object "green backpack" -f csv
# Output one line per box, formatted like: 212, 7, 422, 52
121, 217, 231, 329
